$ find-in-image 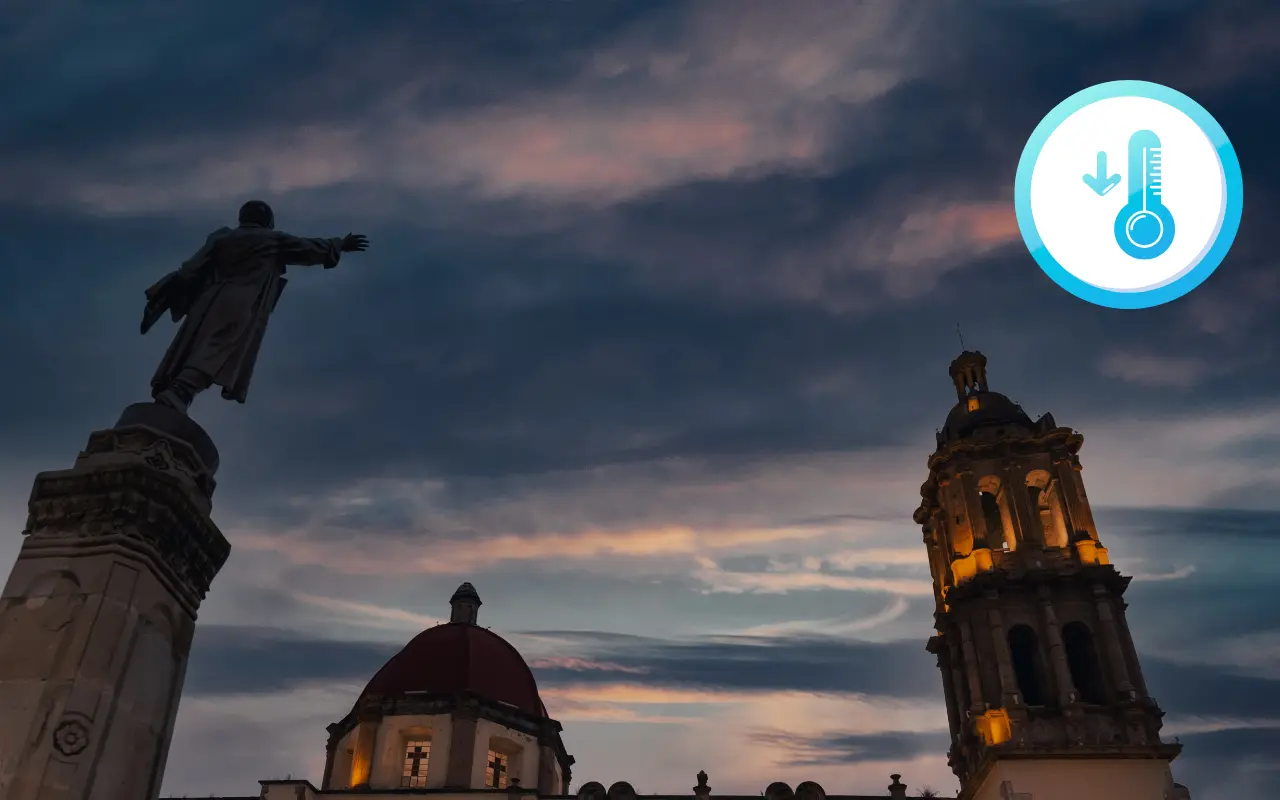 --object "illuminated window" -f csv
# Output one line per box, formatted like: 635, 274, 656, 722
485, 750, 510, 789
402, 740, 431, 788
